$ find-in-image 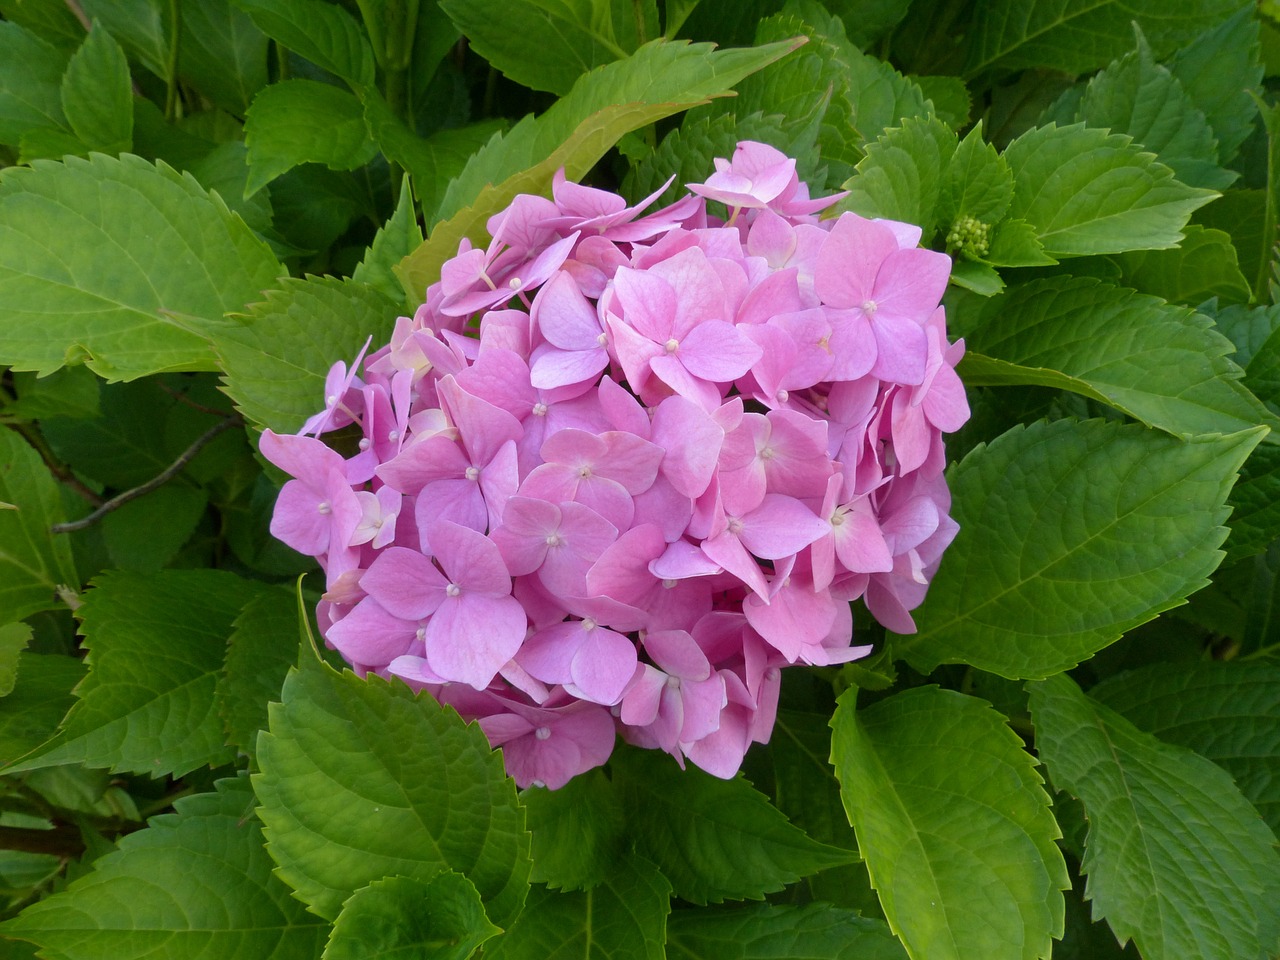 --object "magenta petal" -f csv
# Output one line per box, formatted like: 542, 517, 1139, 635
651, 395, 724, 498
743, 581, 838, 659
326, 597, 420, 668
644, 629, 711, 681
700, 530, 769, 599
425, 594, 526, 689
569, 626, 639, 705
529, 345, 609, 390
738, 495, 829, 560
533, 270, 603, 349
679, 321, 763, 382
429, 519, 513, 595
869, 312, 928, 385
362, 546, 448, 619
